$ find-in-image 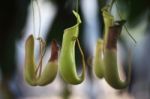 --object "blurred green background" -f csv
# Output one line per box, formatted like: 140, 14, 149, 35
0, 0, 150, 99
